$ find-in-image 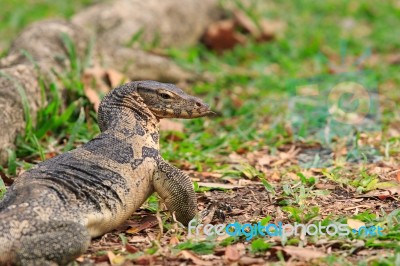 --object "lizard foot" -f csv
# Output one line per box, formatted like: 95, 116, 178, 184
200, 201, 232, 224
